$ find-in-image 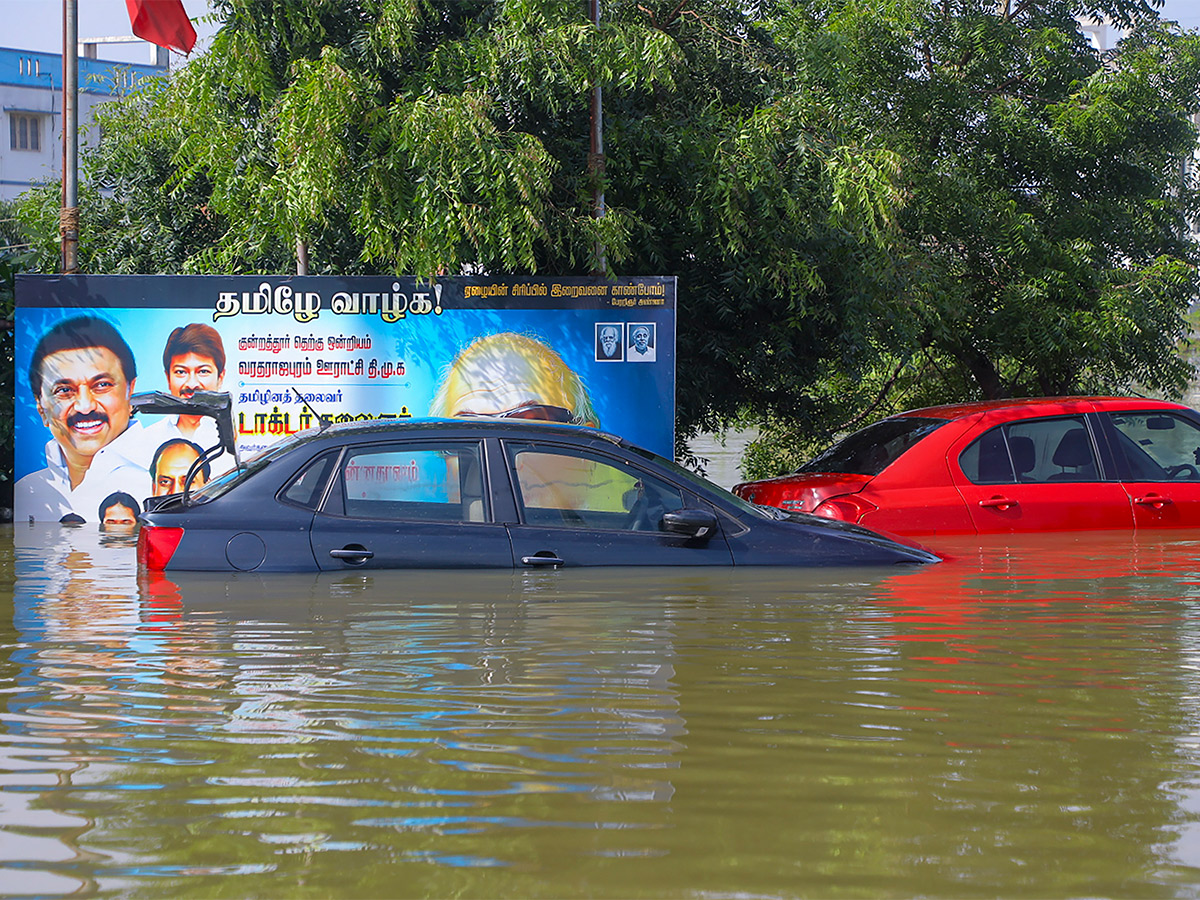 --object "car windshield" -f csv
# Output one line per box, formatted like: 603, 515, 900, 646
625, 444, 777, 519
799, 417, 948, 476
